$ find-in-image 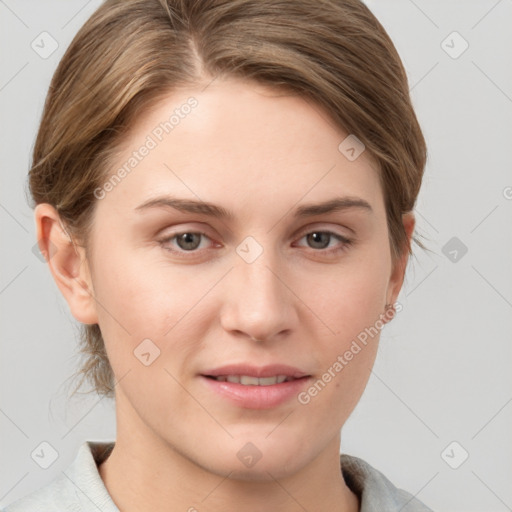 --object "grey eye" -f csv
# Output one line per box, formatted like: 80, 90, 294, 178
305, 232, 332, 249
175, 232, 203, 251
